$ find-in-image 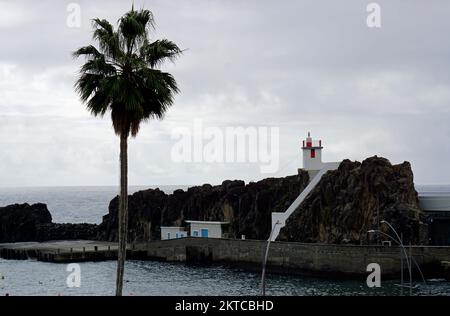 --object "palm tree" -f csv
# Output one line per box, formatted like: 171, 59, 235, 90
73, 7, 181, 296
